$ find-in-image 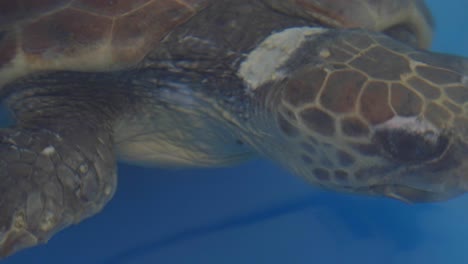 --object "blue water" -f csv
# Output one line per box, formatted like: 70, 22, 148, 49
3, 1, 468, 263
